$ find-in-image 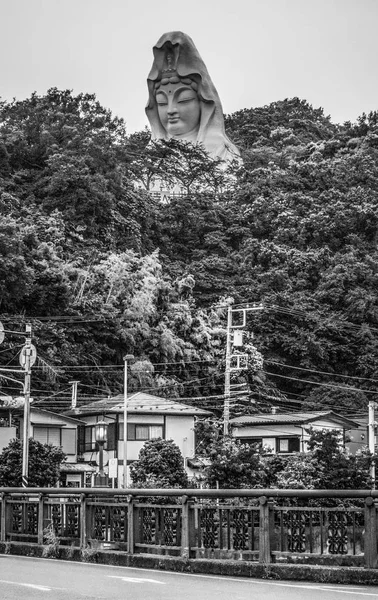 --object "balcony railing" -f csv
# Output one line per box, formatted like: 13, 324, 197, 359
0, 488, 377, 568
